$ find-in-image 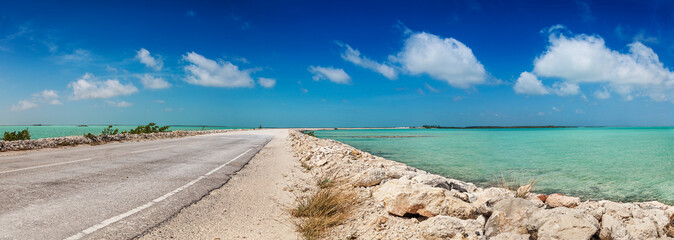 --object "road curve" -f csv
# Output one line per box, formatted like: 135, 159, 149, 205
0, 131, 272, 240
